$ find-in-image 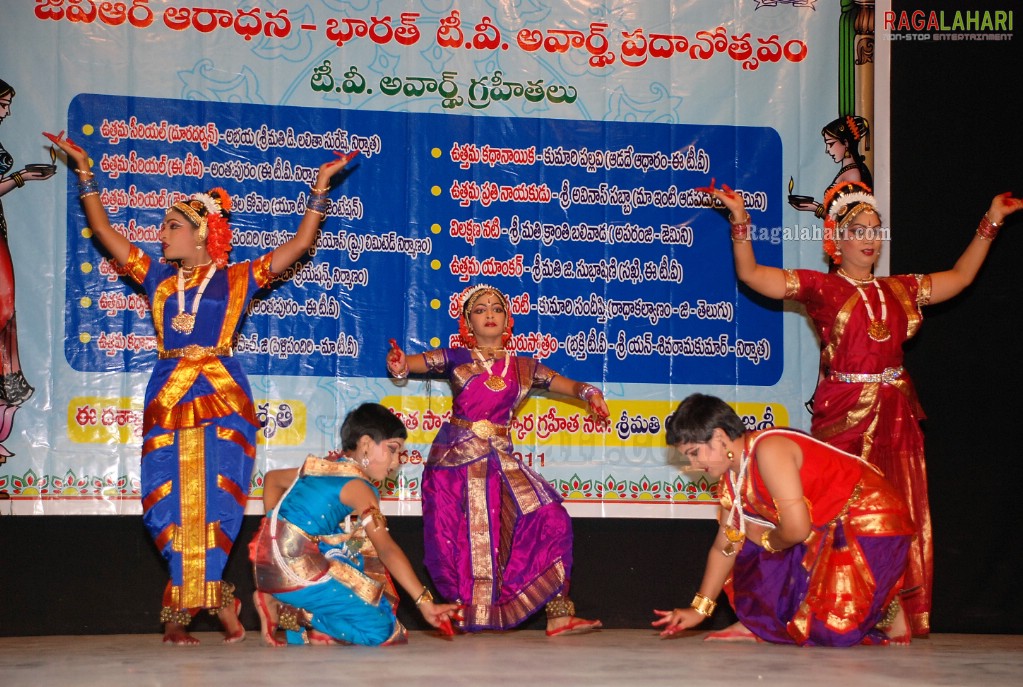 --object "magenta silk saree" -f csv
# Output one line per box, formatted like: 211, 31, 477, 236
421, 347, 572, 630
